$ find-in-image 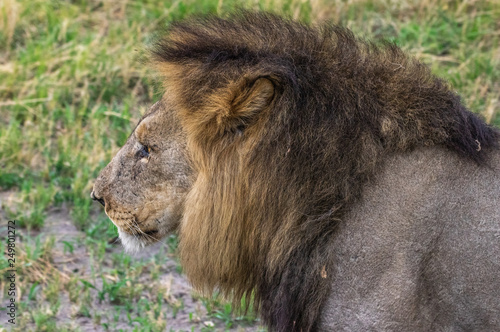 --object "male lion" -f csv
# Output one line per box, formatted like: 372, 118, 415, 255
92, 13, 500, 332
